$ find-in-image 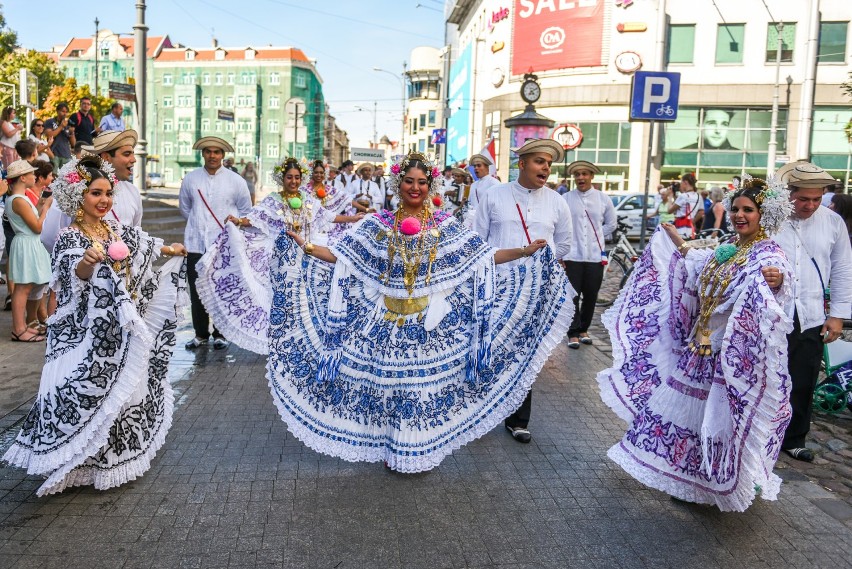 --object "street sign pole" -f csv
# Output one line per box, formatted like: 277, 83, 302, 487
639, 120, 655, 249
